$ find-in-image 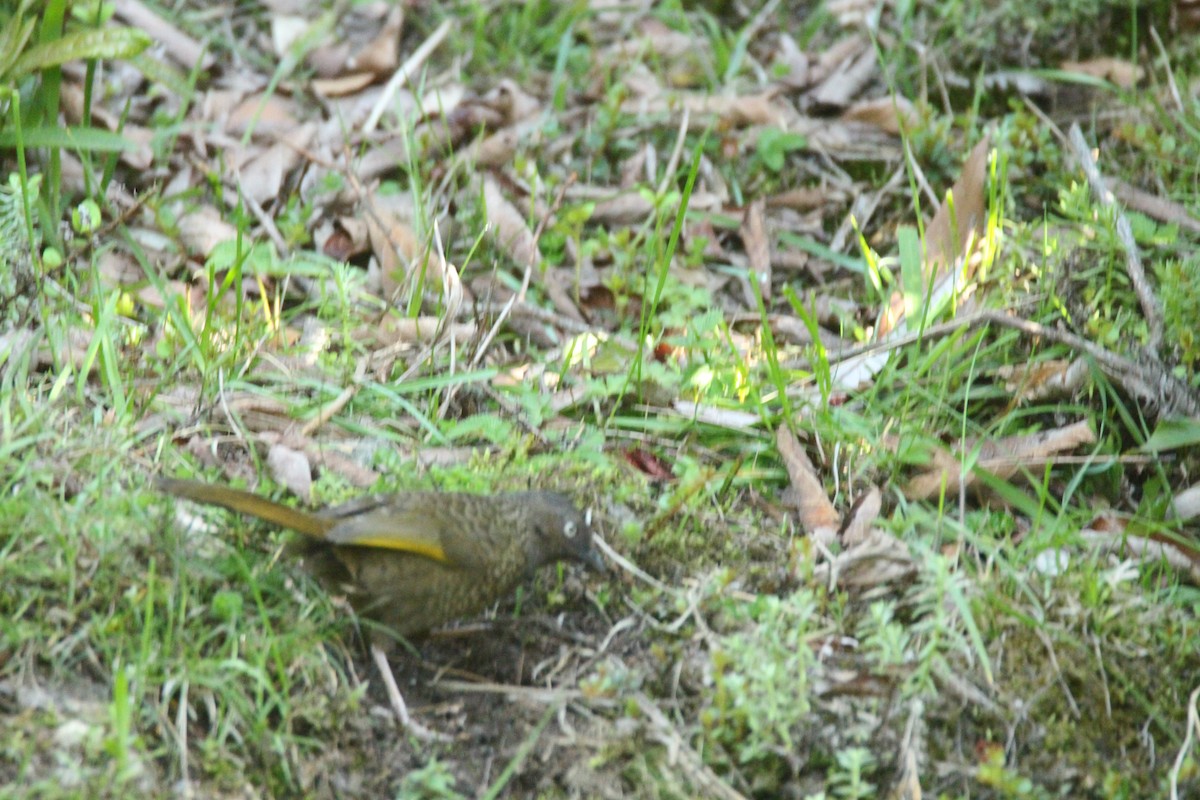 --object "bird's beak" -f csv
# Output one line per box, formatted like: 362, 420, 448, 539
579, 544, 608, 574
